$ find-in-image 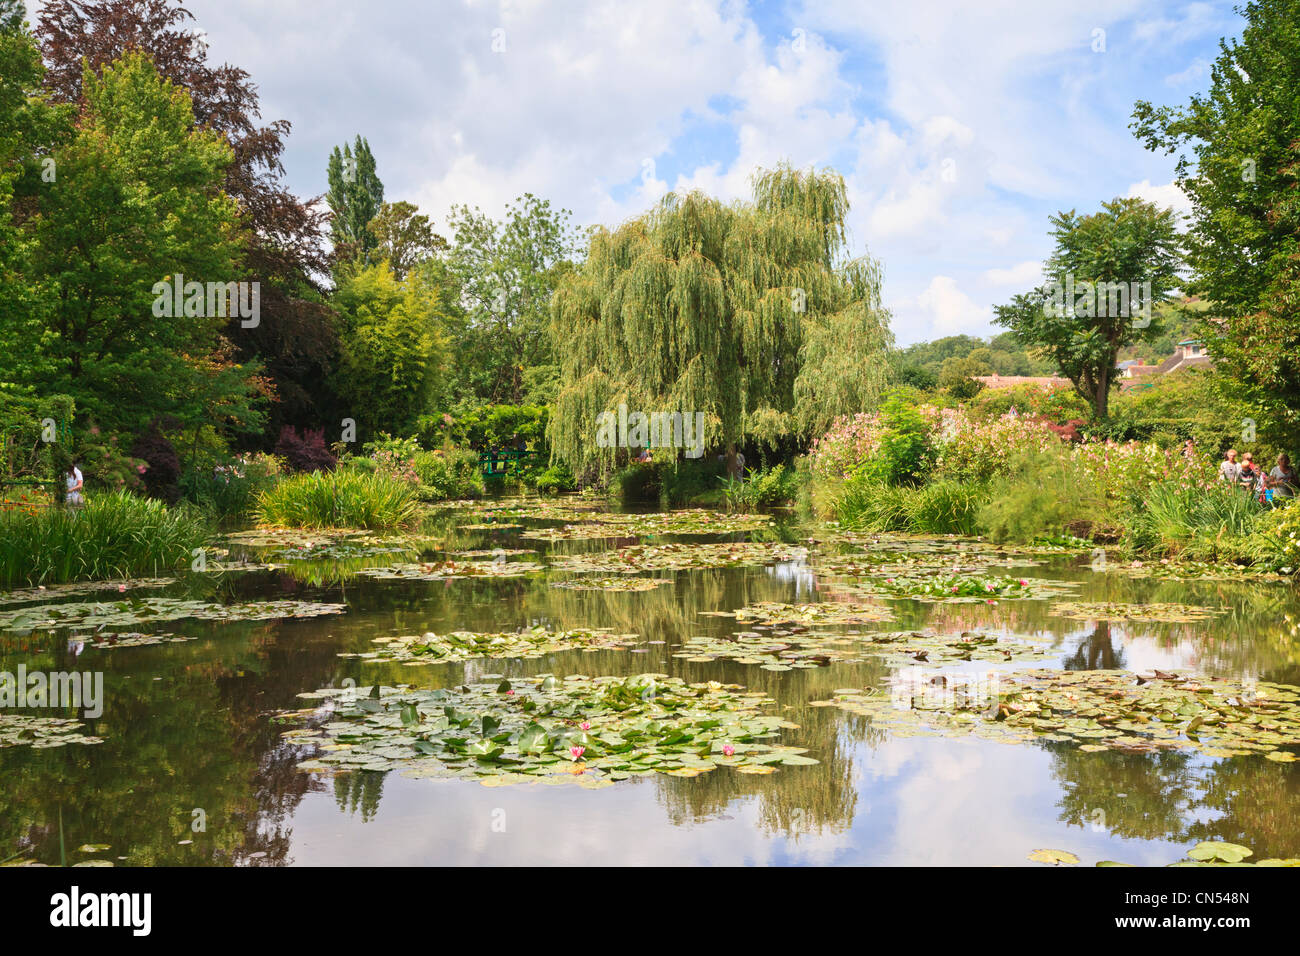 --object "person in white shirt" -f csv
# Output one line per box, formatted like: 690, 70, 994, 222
1218, 449, 1241, 485
65, 464, 84, 508
1267, 454, 1297, 500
